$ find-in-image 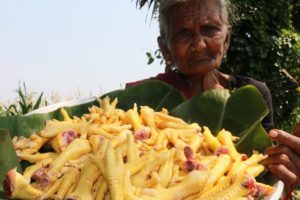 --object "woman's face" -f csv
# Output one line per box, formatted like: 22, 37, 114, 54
159, 0, 231, 76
